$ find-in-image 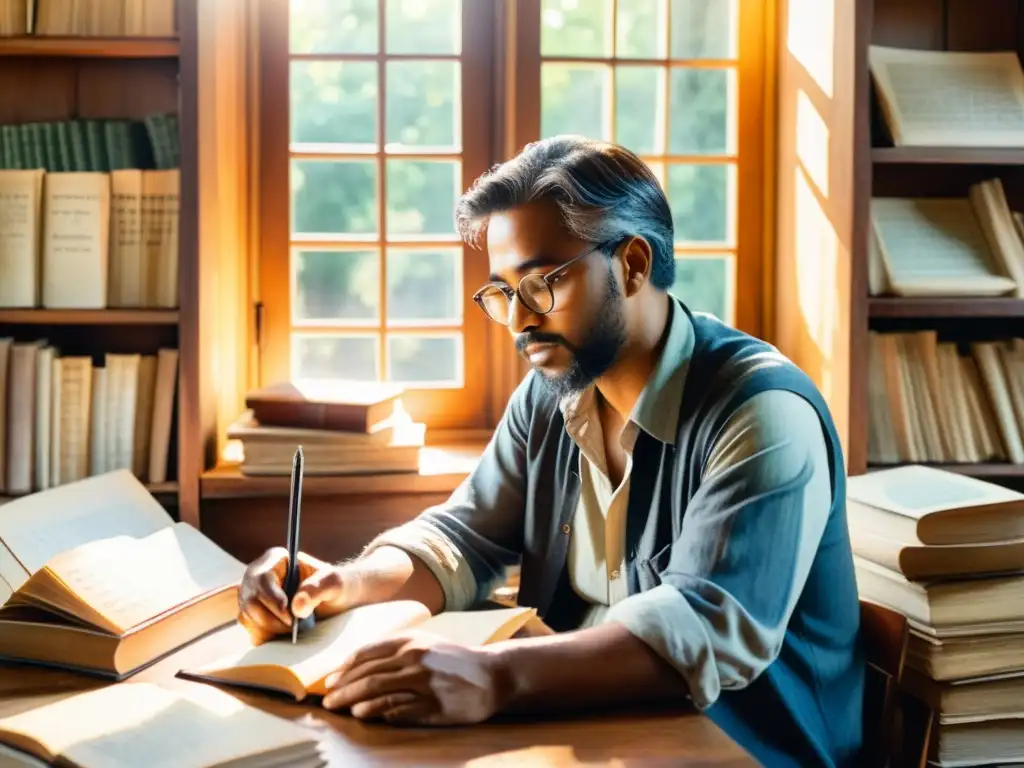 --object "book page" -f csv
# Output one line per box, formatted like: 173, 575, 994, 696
418, 606, 537, 646
870, 46, 1024, 146
30, 522, 246, 634
0, 682, 318, 768
871, 198, 1016, 296
849, 465, 1024, 519
192, 601, 433, 692
0, 470, 173, 593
